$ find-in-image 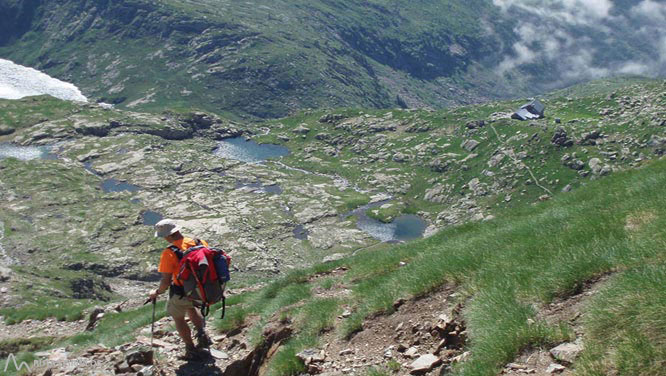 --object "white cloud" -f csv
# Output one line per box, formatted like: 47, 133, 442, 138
493, 0, 613, 24
631, 0, 666, 23
493, 0, 666, 85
